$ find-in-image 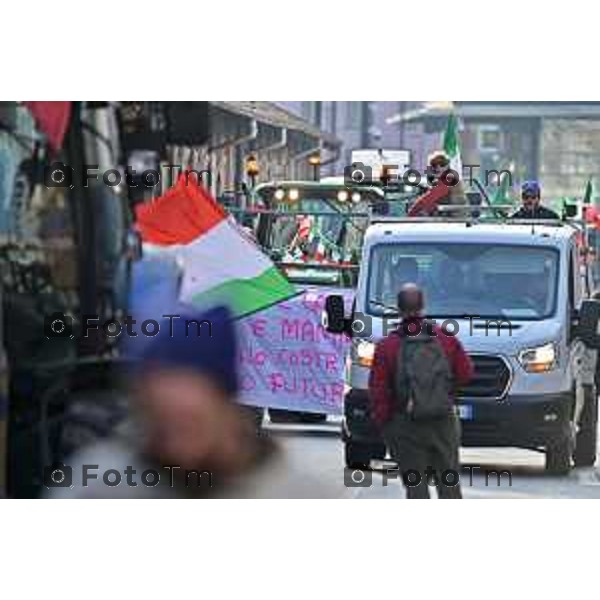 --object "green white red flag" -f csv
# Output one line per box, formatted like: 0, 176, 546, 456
135, 174, 296, 318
